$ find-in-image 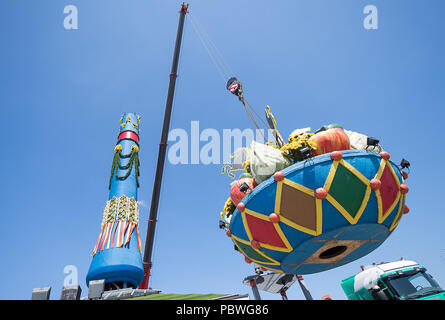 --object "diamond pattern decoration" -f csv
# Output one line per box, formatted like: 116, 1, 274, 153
226, 151, 407, 275
275, 179, 322, 236
324, 160, 371, 224
233, 238, 277, 264
329, 164, 367, 216
245, 212, 287, 248
242, 209, 293, 252
389, 195, 405, 232
374, 159, 401, 223
380, 166, 399, 211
